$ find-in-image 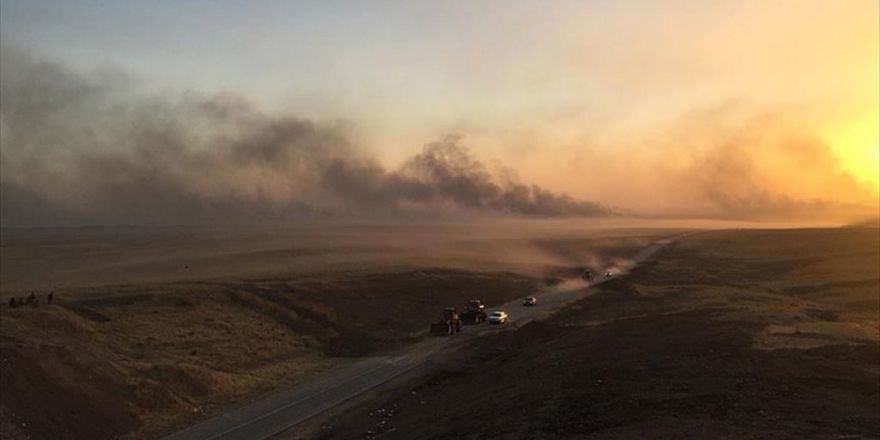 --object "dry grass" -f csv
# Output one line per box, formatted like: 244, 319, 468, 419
647, 228, 880, 350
